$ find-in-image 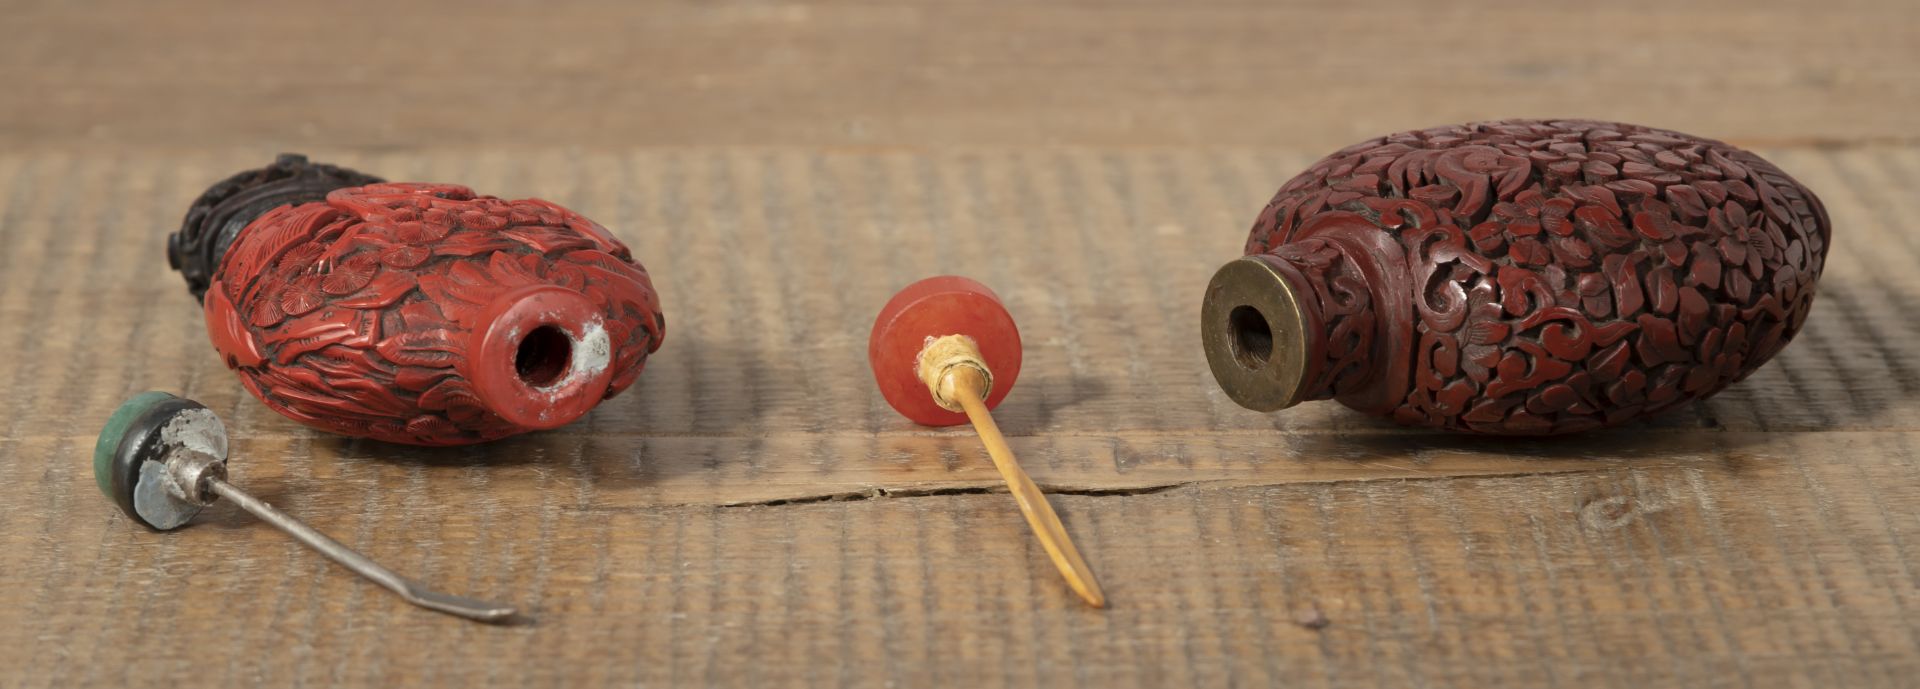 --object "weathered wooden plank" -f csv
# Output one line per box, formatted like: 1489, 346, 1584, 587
0, 0, 1914, 151
4, 437, 1917, 686
0, 142, 1914, 686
